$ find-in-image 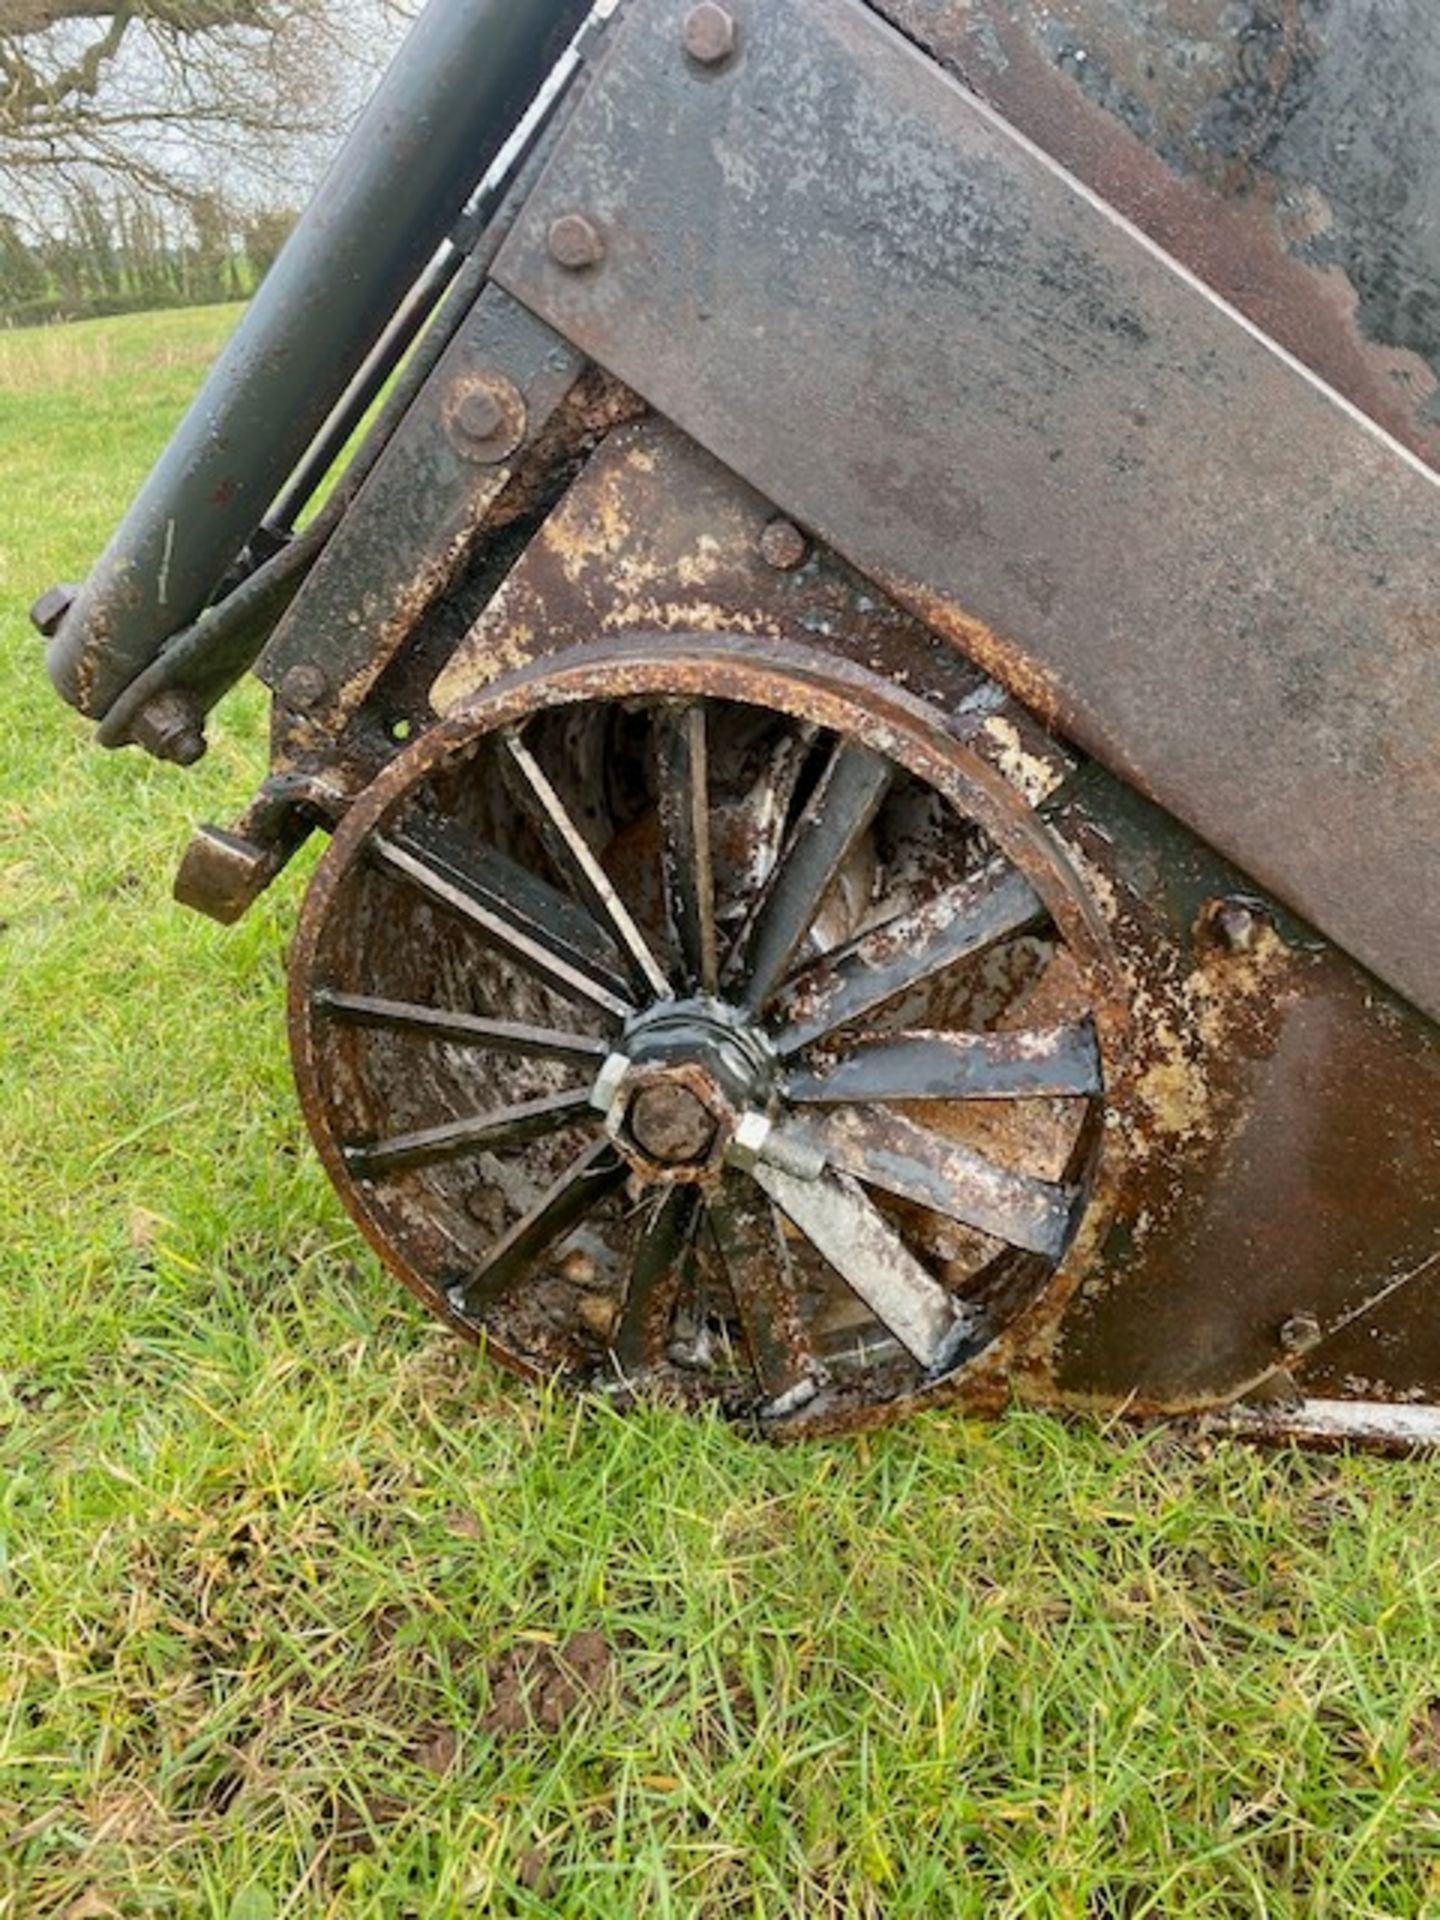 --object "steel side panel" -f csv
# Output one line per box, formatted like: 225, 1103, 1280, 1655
493, 0, 1440, 1021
